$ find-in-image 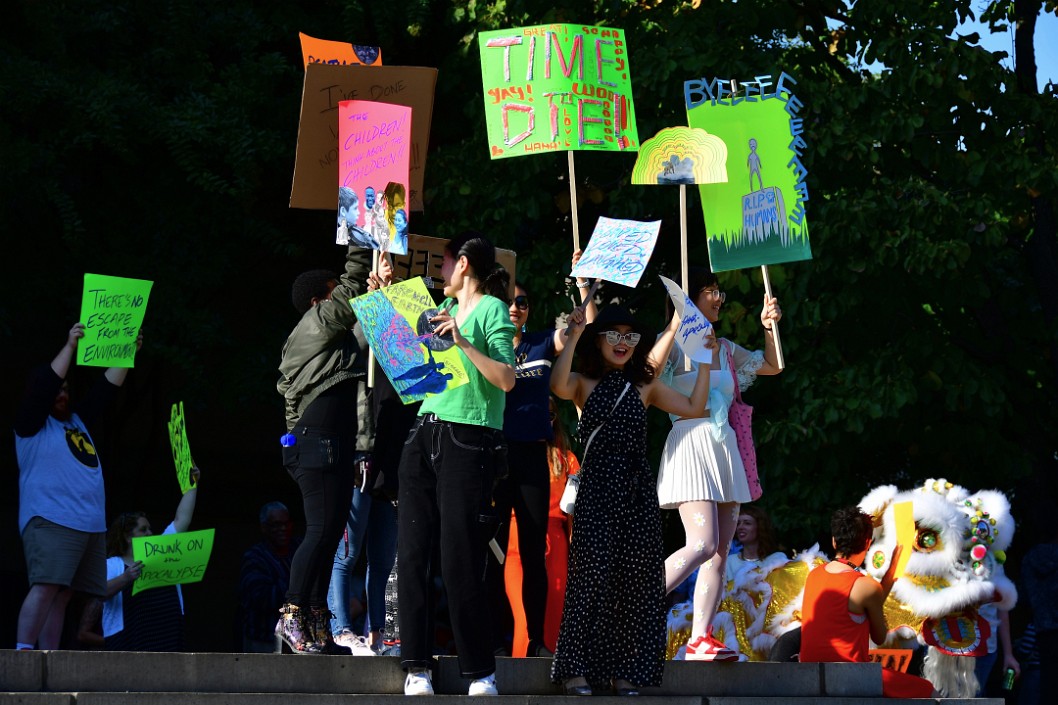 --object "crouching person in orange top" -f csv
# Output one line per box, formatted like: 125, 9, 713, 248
799, 507, 937, 698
